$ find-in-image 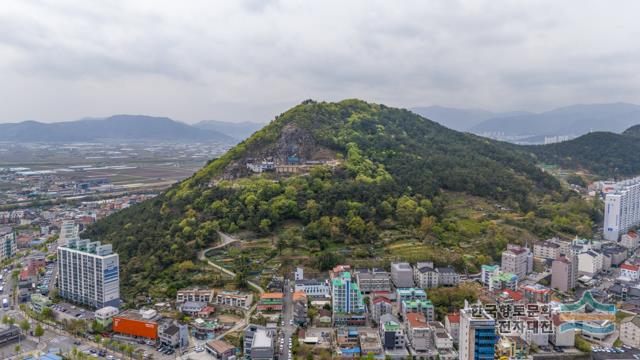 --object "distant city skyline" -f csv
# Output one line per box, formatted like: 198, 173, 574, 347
1, 1, 639, 123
